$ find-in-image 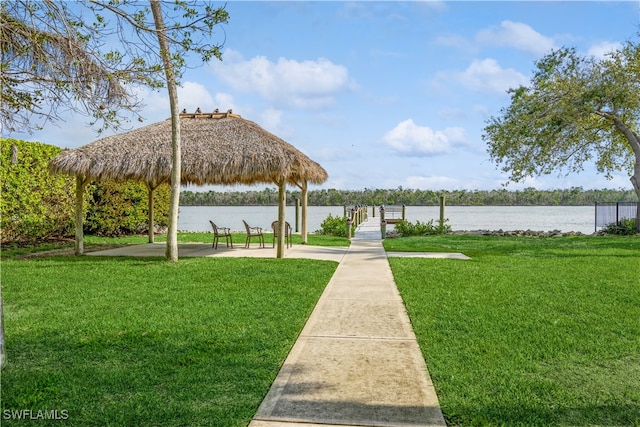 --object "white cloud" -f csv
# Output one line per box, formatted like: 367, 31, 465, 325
383, 119, 466, 156
587, 41, 622, 59
177, 82, 215, 113
476, 20, 556, 56
212, 93, 238, 113
133, 82, 219, 119
210, 49, 354, 109
260, 108, 283, 132
133, 86, 168, 117
454, 59, 529, 94
259, 107, 295, 139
